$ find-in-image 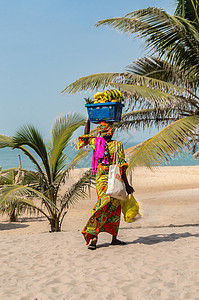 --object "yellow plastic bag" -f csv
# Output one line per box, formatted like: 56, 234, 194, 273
121, 193, 141, 223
